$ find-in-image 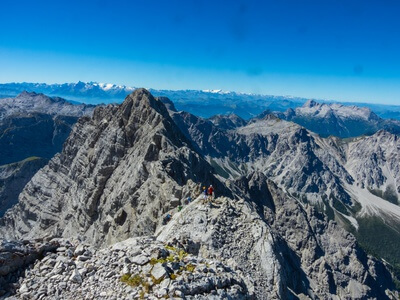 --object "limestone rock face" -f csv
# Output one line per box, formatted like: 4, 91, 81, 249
345, 130, 400, 195
0, 89, 223, 247
0, 157, 47, 217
